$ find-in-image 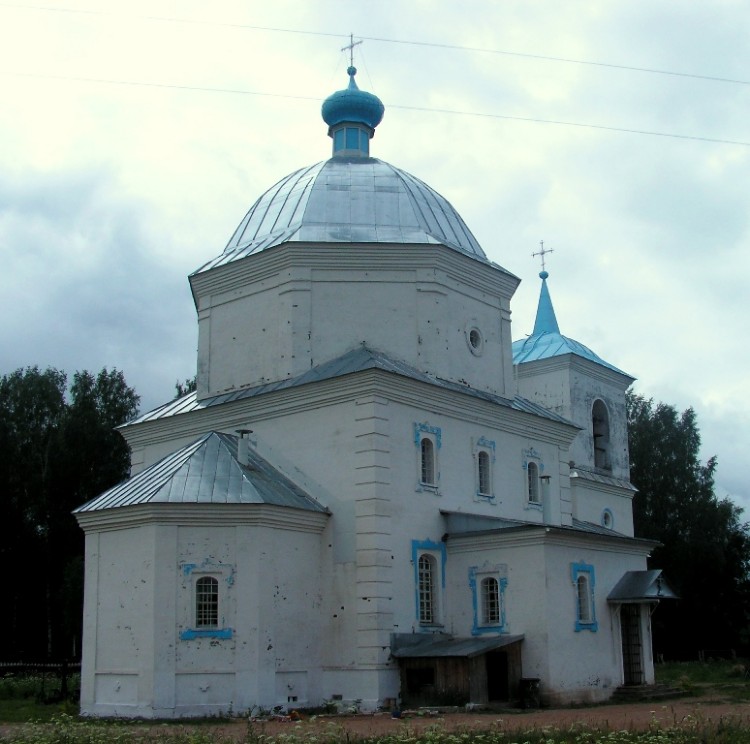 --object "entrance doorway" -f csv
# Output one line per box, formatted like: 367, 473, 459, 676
486, 650, 509, 700
621, 604, 644, 685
